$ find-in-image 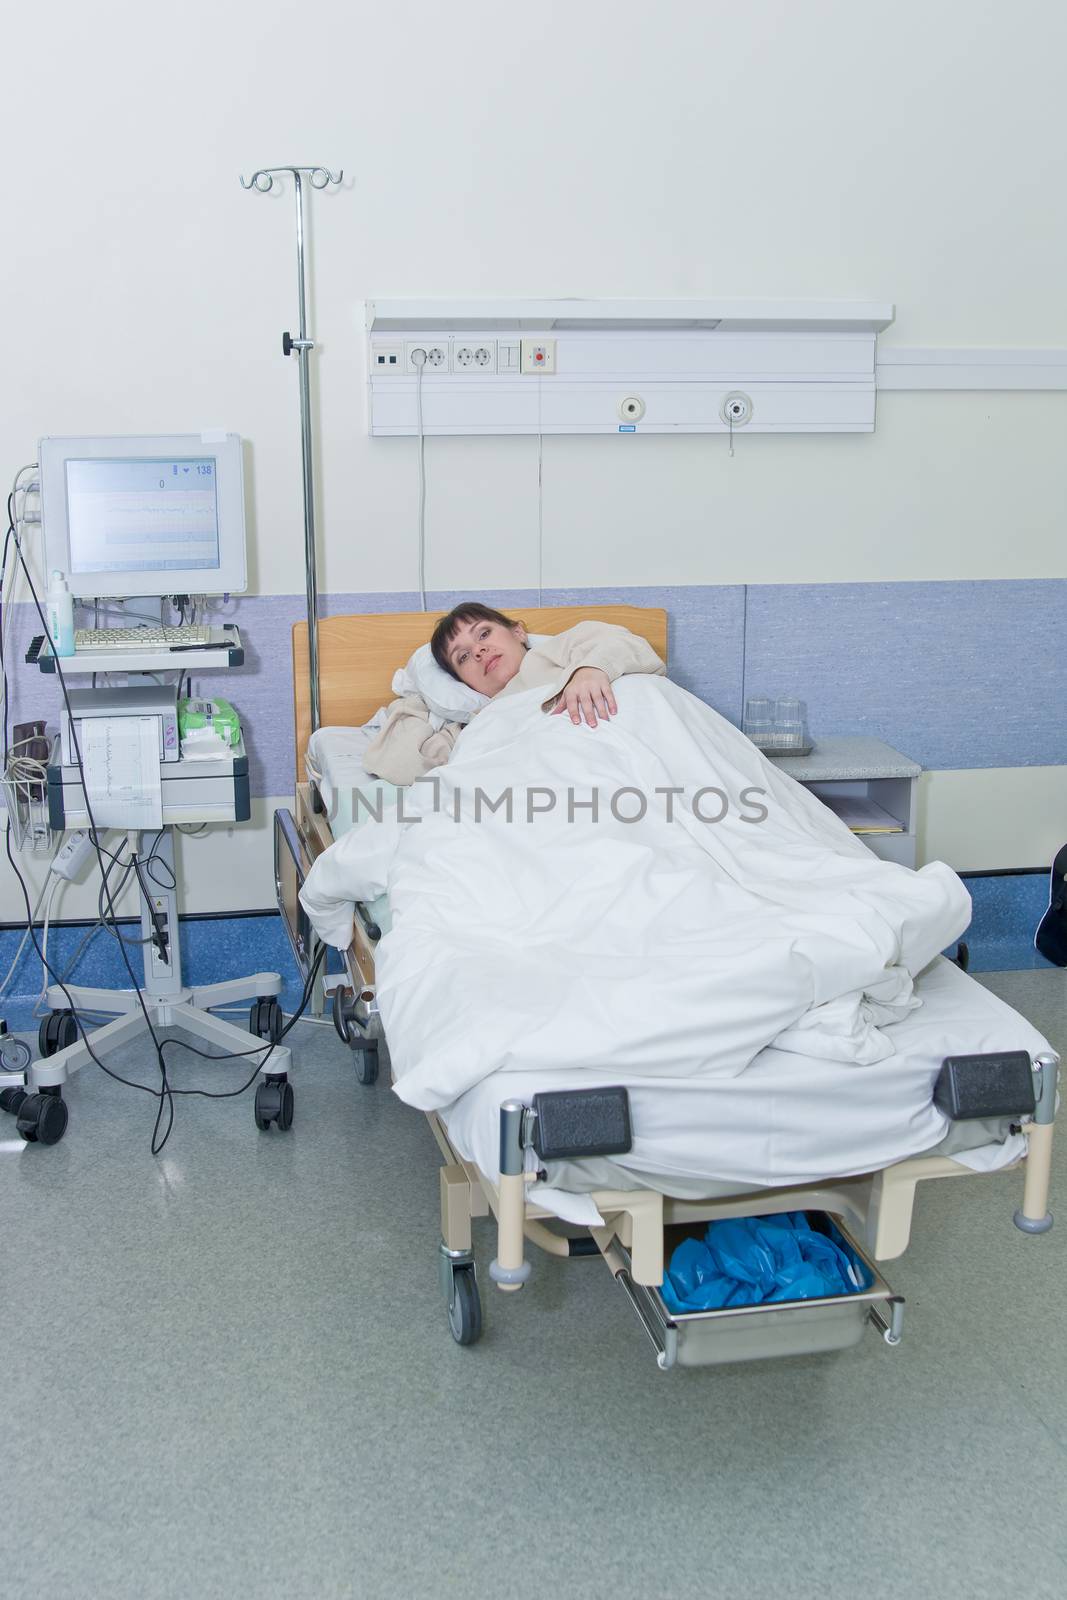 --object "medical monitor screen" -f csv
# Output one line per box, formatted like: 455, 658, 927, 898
65, 458, 221, 576
39, 433, 247, 599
